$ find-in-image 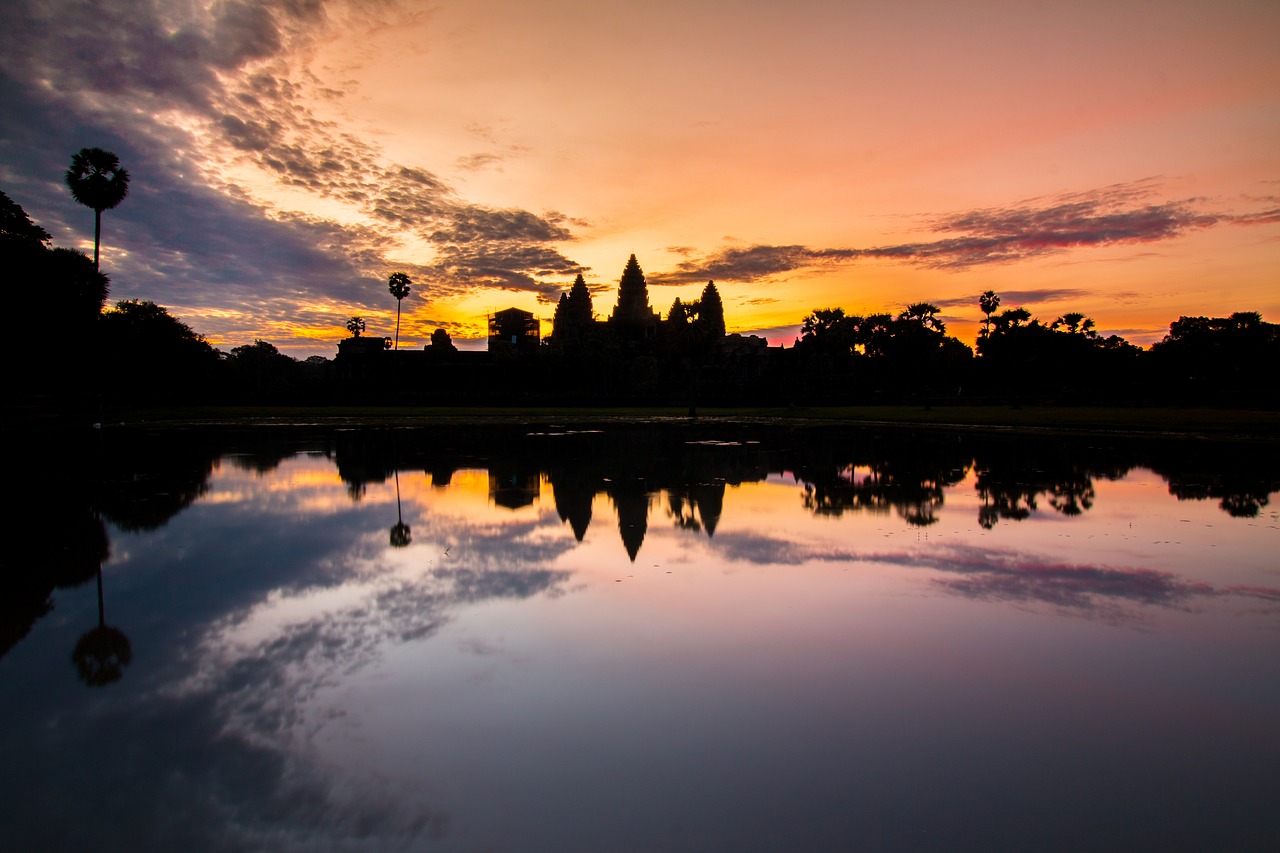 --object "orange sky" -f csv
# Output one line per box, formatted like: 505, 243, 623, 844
2, 0, 1277, 355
